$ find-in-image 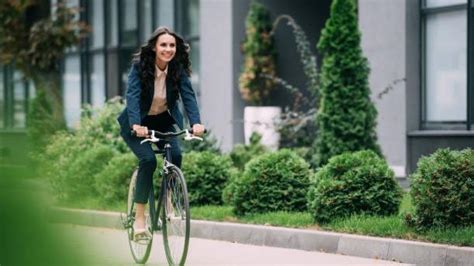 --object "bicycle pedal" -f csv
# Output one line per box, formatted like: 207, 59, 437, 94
120, 213, 133, 229
154, 218, 163, 230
